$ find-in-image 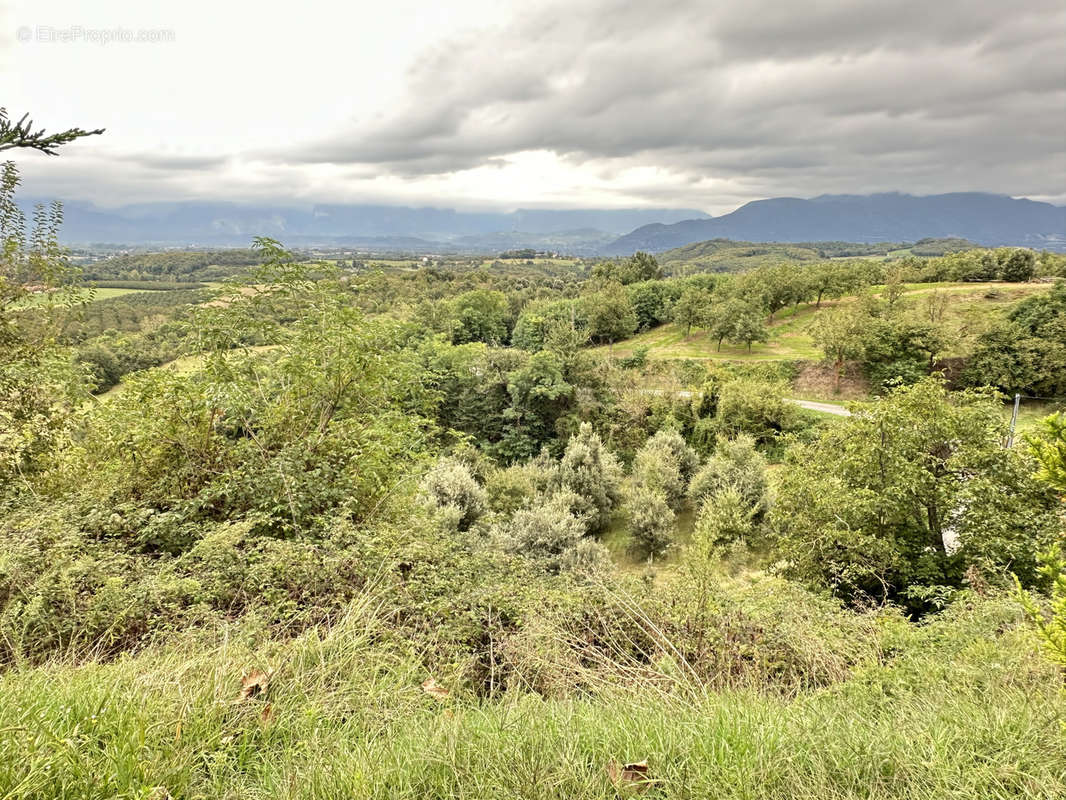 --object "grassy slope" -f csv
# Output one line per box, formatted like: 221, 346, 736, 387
0, 590, 1062, 799
12, 286, 164, 309
600, 282, 1051, 363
